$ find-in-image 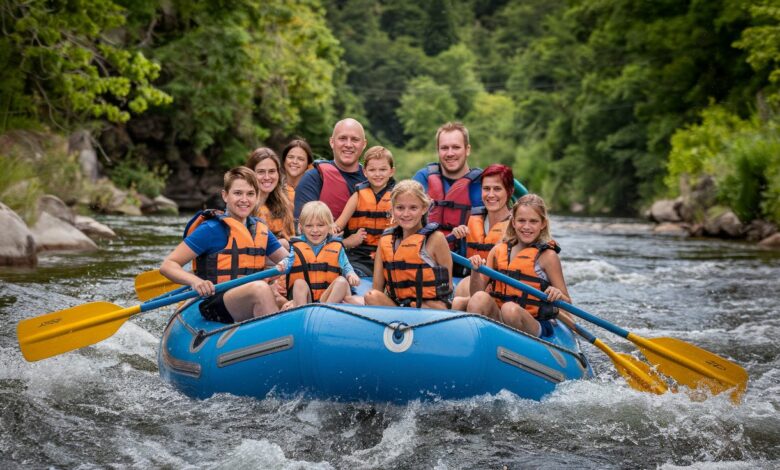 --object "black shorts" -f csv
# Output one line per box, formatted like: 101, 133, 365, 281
198, 291, 234, 324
